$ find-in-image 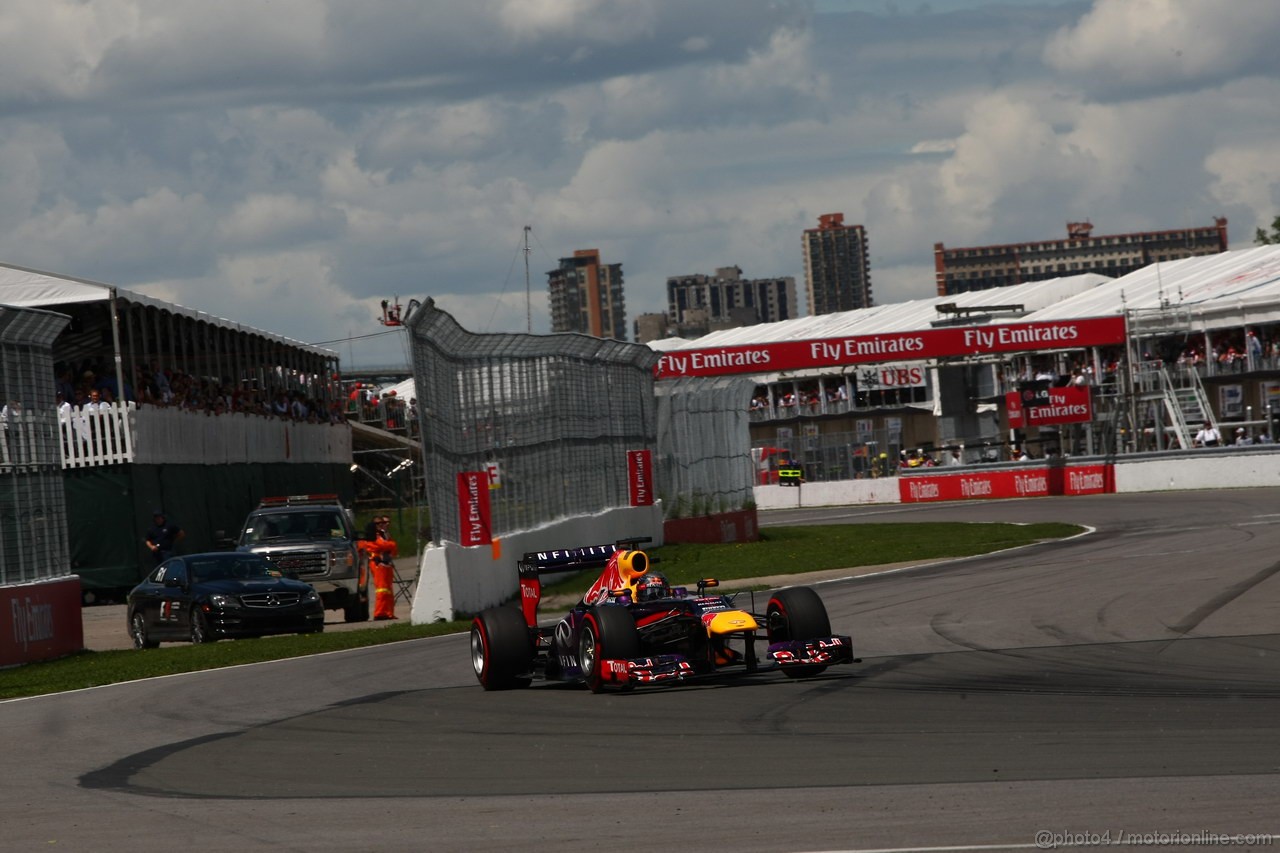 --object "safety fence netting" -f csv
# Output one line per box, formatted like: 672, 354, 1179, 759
405, 298, 659, 545
656, 376, 756, 517
0, 307, 72, 585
